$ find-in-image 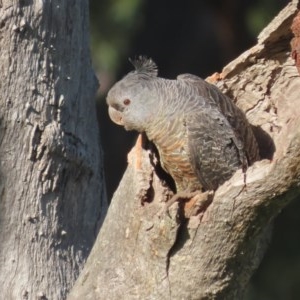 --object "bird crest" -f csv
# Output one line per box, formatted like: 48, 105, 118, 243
129, 56, 158, 77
